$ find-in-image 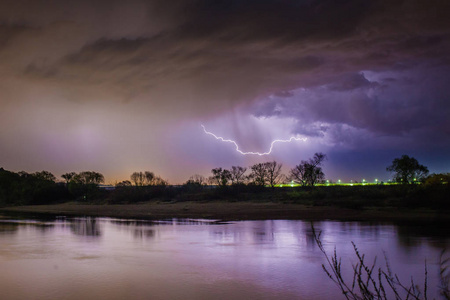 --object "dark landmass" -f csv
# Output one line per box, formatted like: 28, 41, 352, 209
1, 165, 449, 223
1, 201, 448, 224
